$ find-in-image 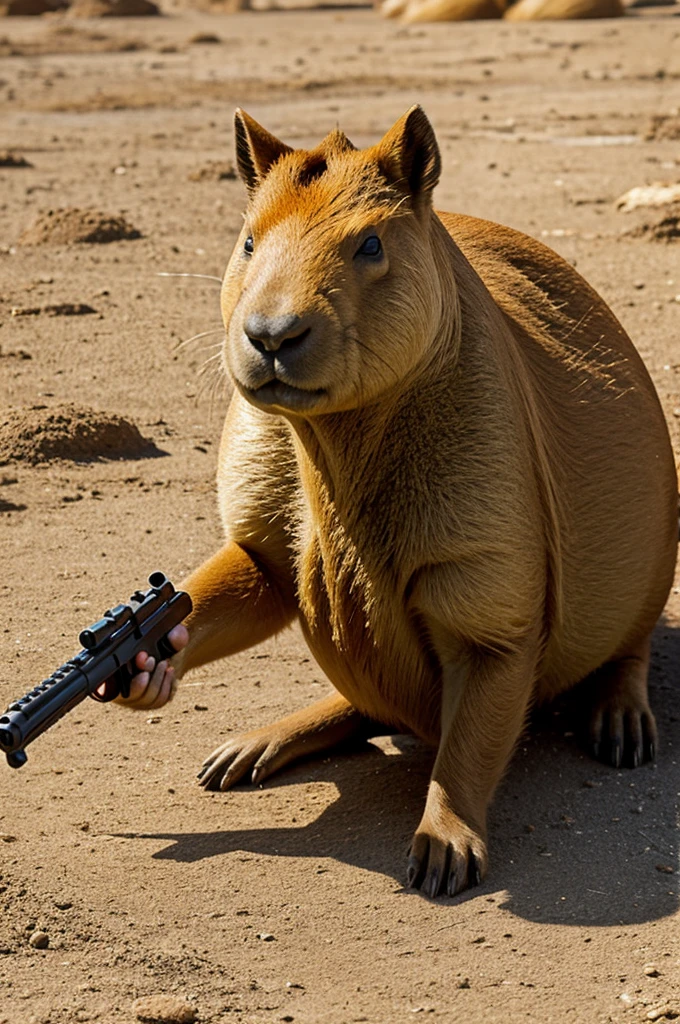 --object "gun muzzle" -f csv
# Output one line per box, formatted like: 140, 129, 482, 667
0, 717, 28, 768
